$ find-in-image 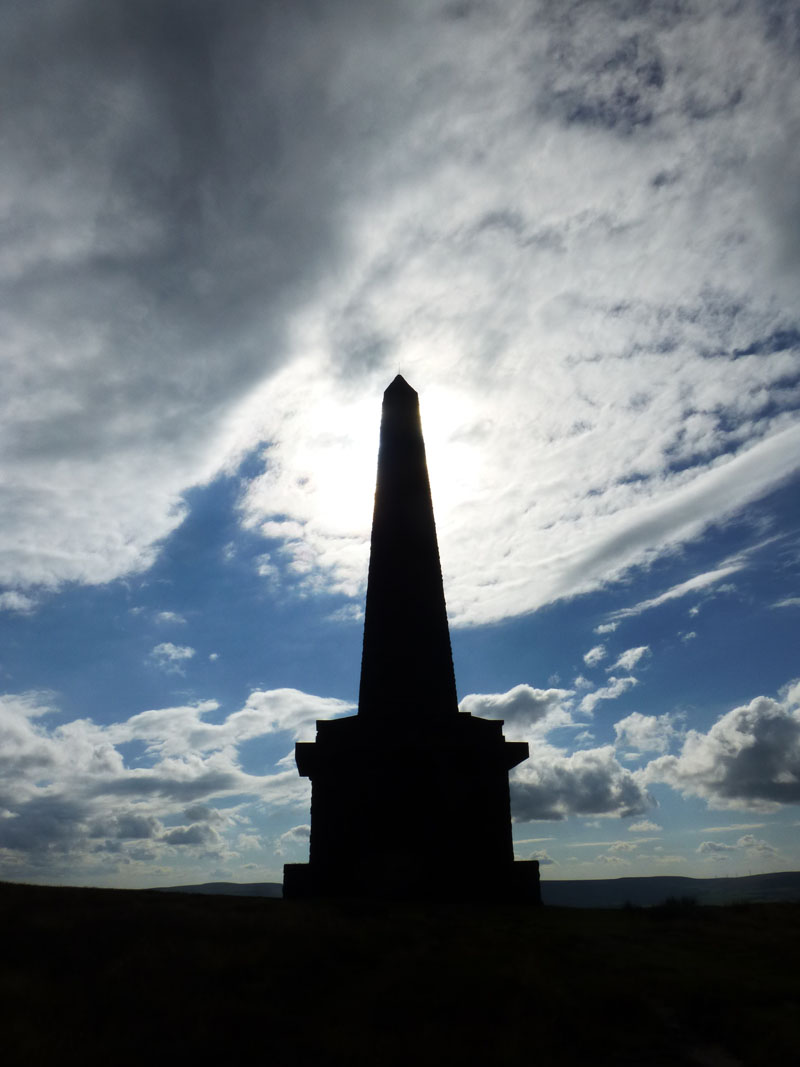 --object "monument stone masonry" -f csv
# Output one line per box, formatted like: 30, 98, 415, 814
283, 376, 540, 902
